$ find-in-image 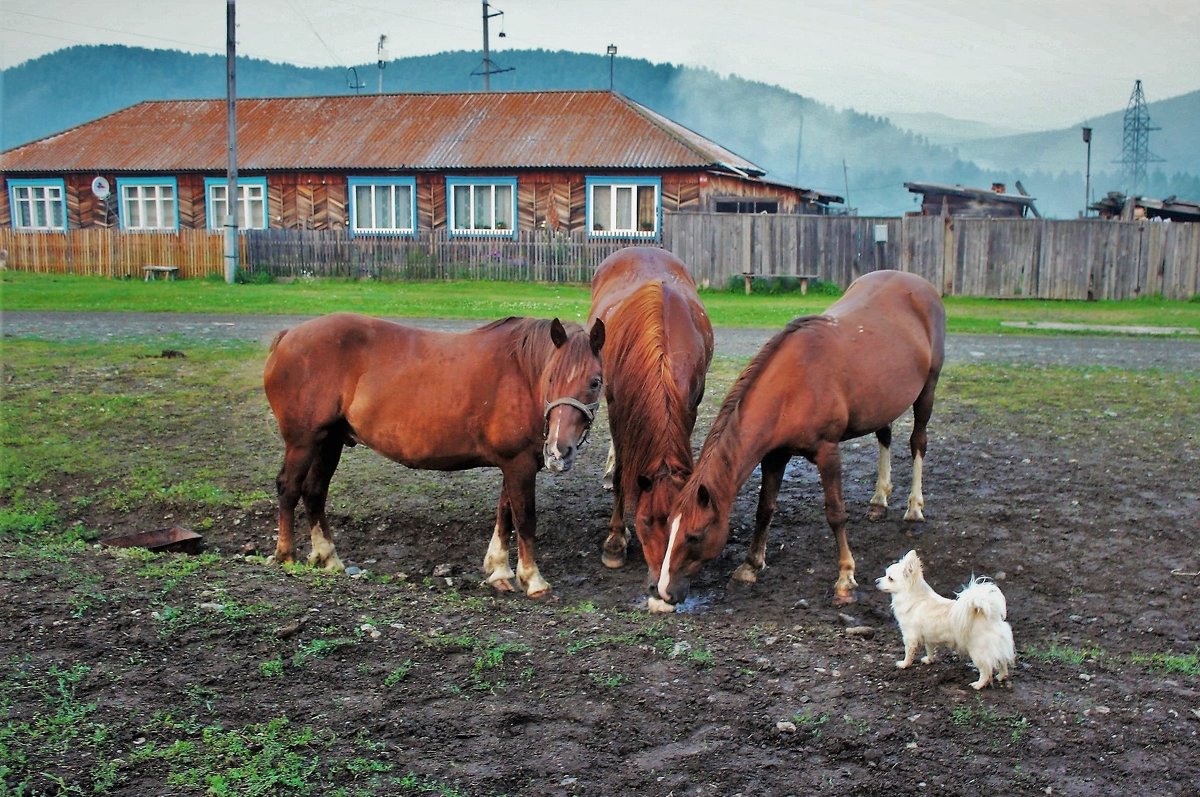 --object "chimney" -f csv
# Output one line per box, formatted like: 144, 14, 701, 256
991, 182, 1006, 194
